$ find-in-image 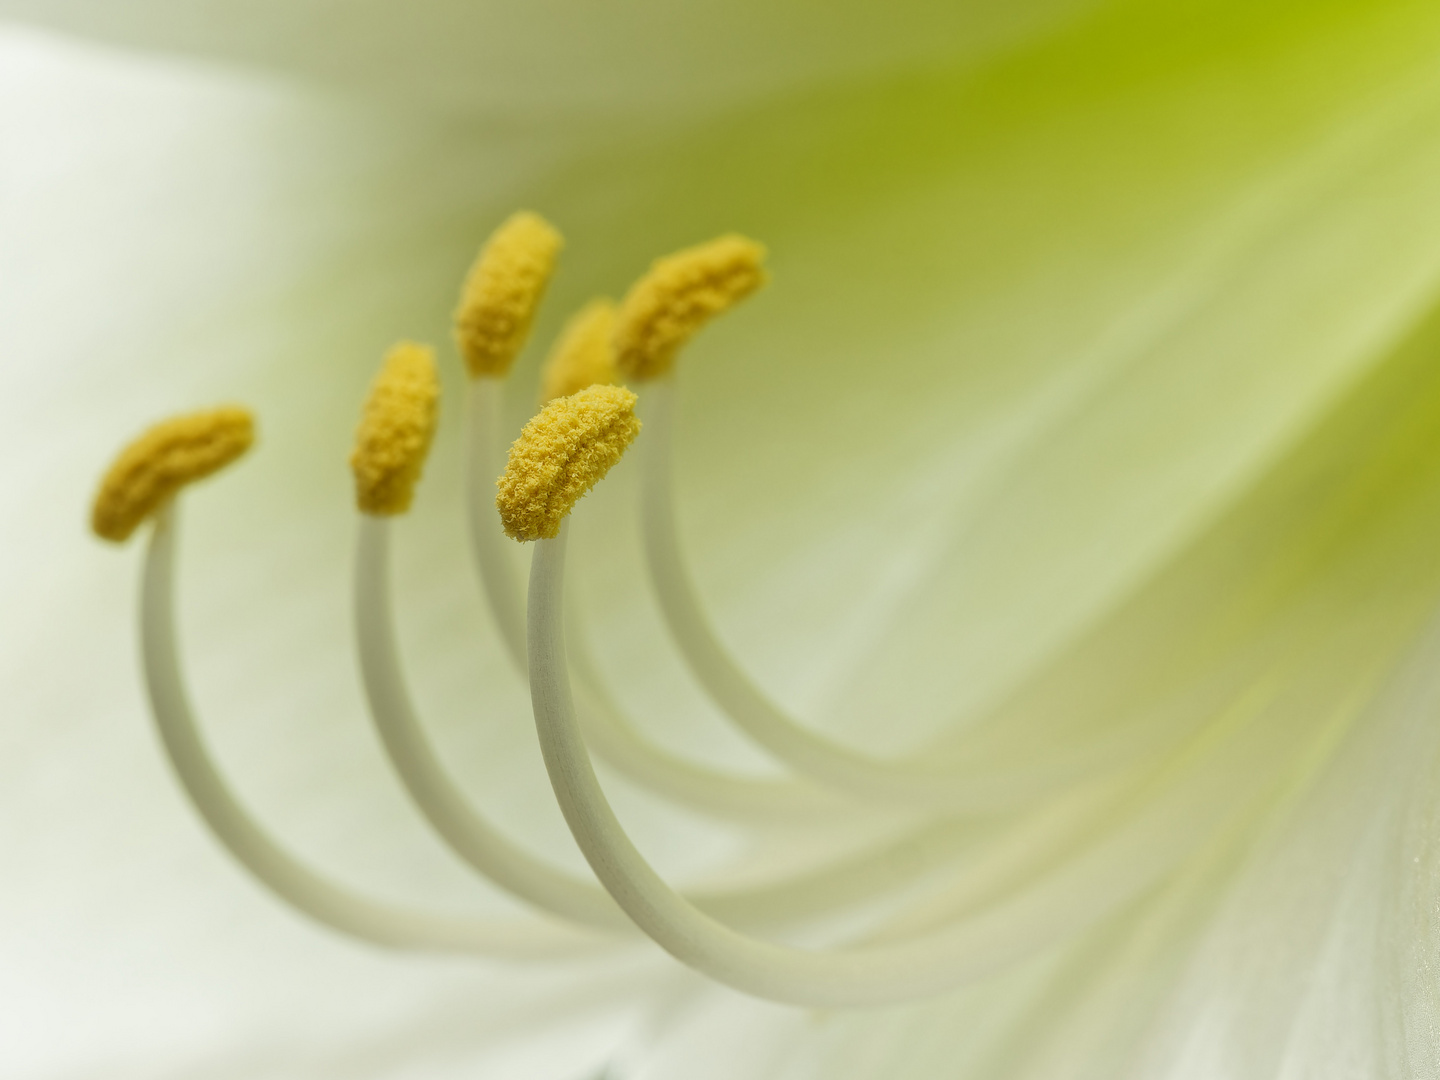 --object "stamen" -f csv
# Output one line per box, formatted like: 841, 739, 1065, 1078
91, 407, 253, 542
540, 300, 619, 404
456, 238, 855, 823
349, 374, 949, 928
97, 218, 1375, 1011
613, 235, 767, 381
454, 211, 563, 378
496, 384, 641, 541
346, 355, 628, 931
350, 342, 440, 516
